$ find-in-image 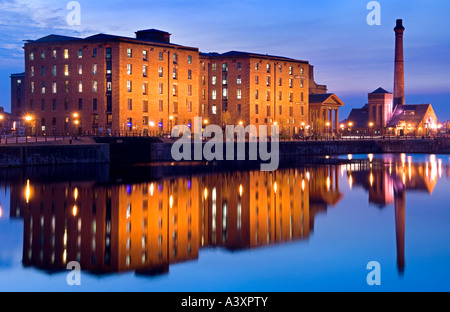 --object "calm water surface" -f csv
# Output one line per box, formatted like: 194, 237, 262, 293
1, 154, 450, 292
